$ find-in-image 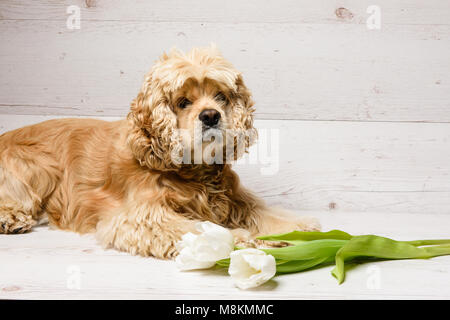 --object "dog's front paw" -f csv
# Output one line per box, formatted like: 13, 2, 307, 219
231, 228, 290, 249
253, 238, 290, 248
294, 216, 321, 232
231, 228, 256, 248
0, 202, 36, 234
230, 228, 251, 242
